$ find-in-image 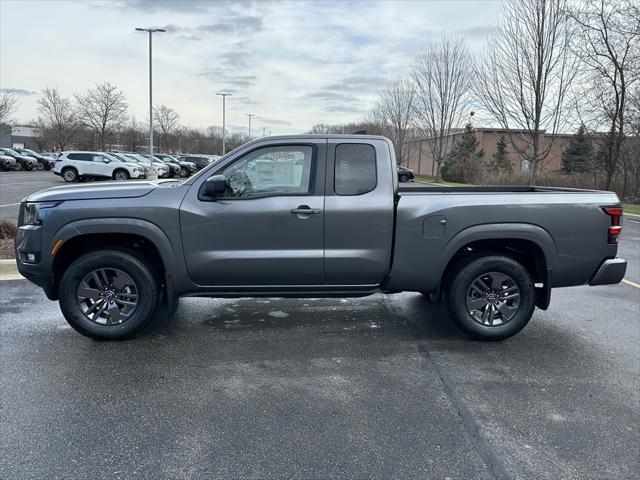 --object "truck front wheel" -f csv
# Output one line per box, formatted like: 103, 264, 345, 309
445, 255, 535, 341
58, 249, 159, 340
